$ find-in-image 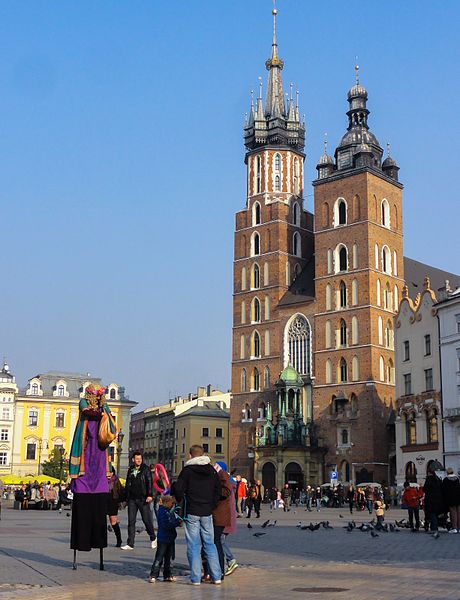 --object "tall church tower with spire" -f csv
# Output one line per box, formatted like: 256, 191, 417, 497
230, 8, 320, 482
312, 66, 403, 484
